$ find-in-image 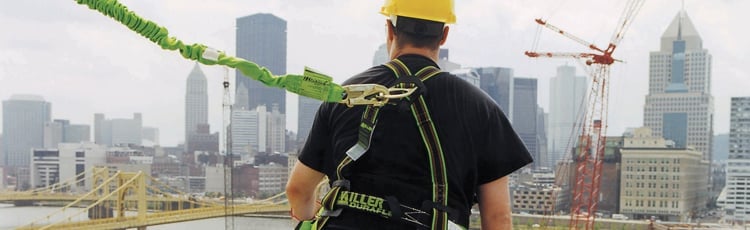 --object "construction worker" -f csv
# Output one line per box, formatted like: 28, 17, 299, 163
287, 0, 533, 229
